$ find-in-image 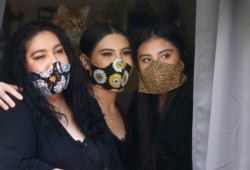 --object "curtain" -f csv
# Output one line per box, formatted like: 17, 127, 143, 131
193, 0, 250, 170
